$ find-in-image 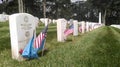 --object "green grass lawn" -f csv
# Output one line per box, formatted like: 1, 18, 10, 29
0, 22, 120, 67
